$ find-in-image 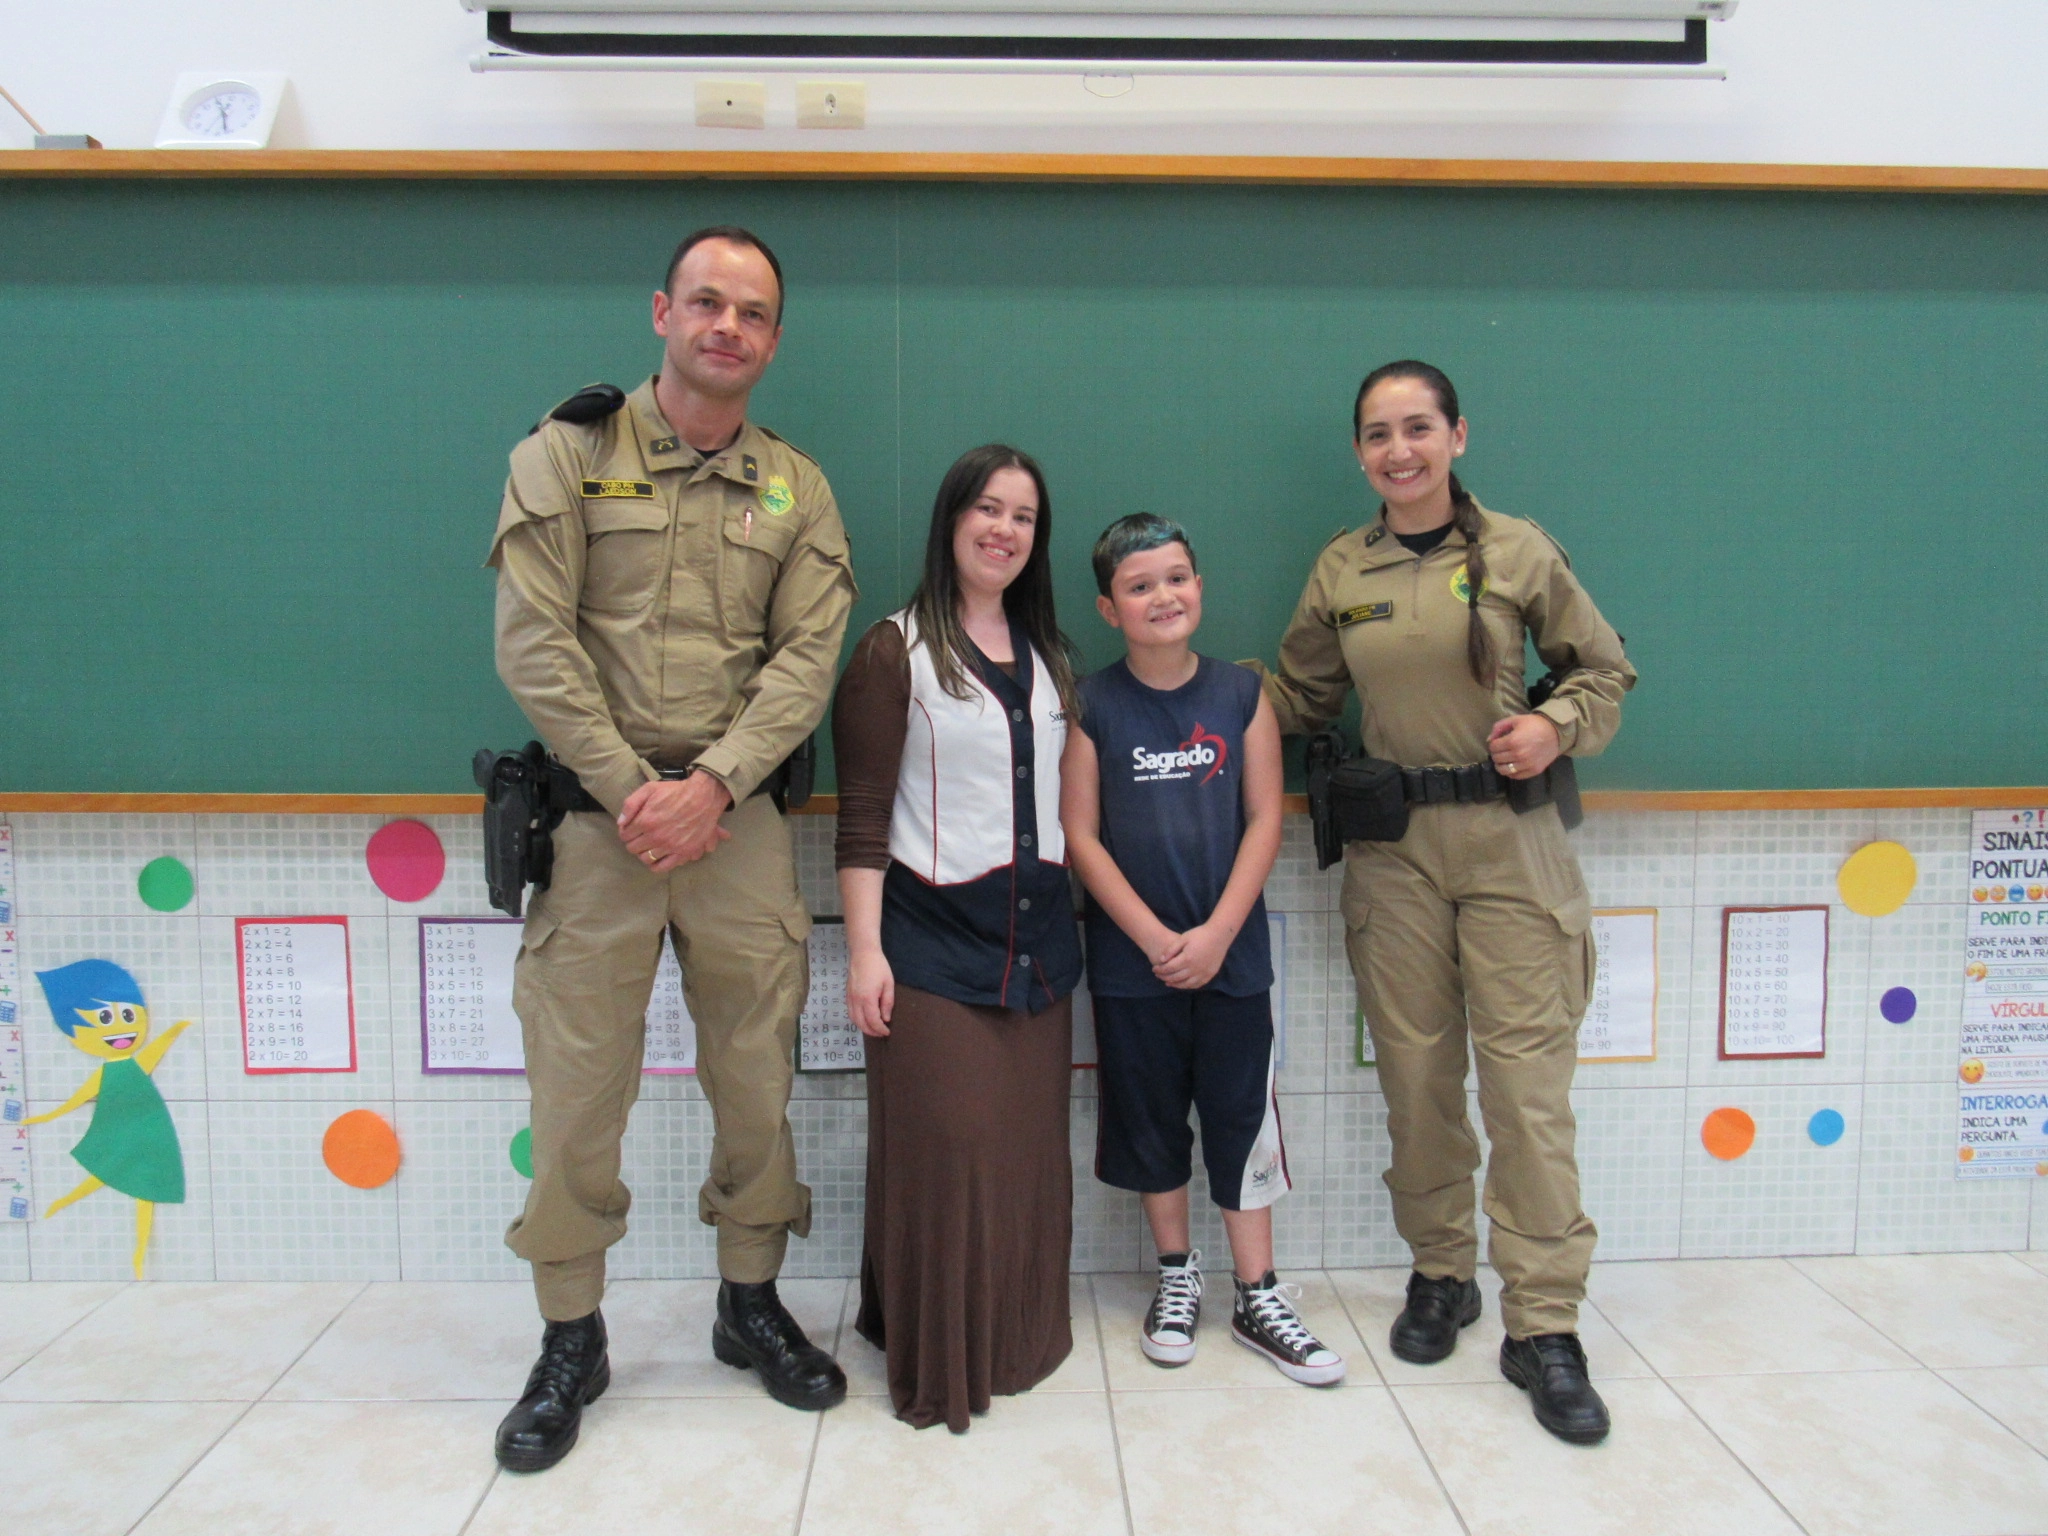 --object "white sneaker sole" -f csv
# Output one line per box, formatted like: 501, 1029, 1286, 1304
1142, 1334, 1197, 1366
1233, 1328, 1346, 1385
